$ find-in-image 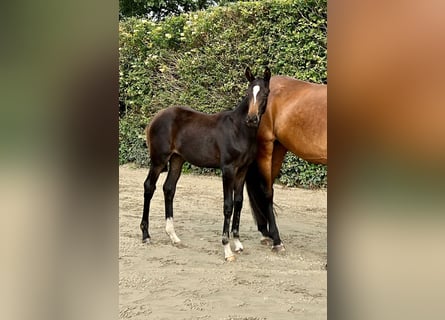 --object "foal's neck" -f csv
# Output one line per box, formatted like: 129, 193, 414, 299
231, 96, 249, 119
229, 96, 258, 137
